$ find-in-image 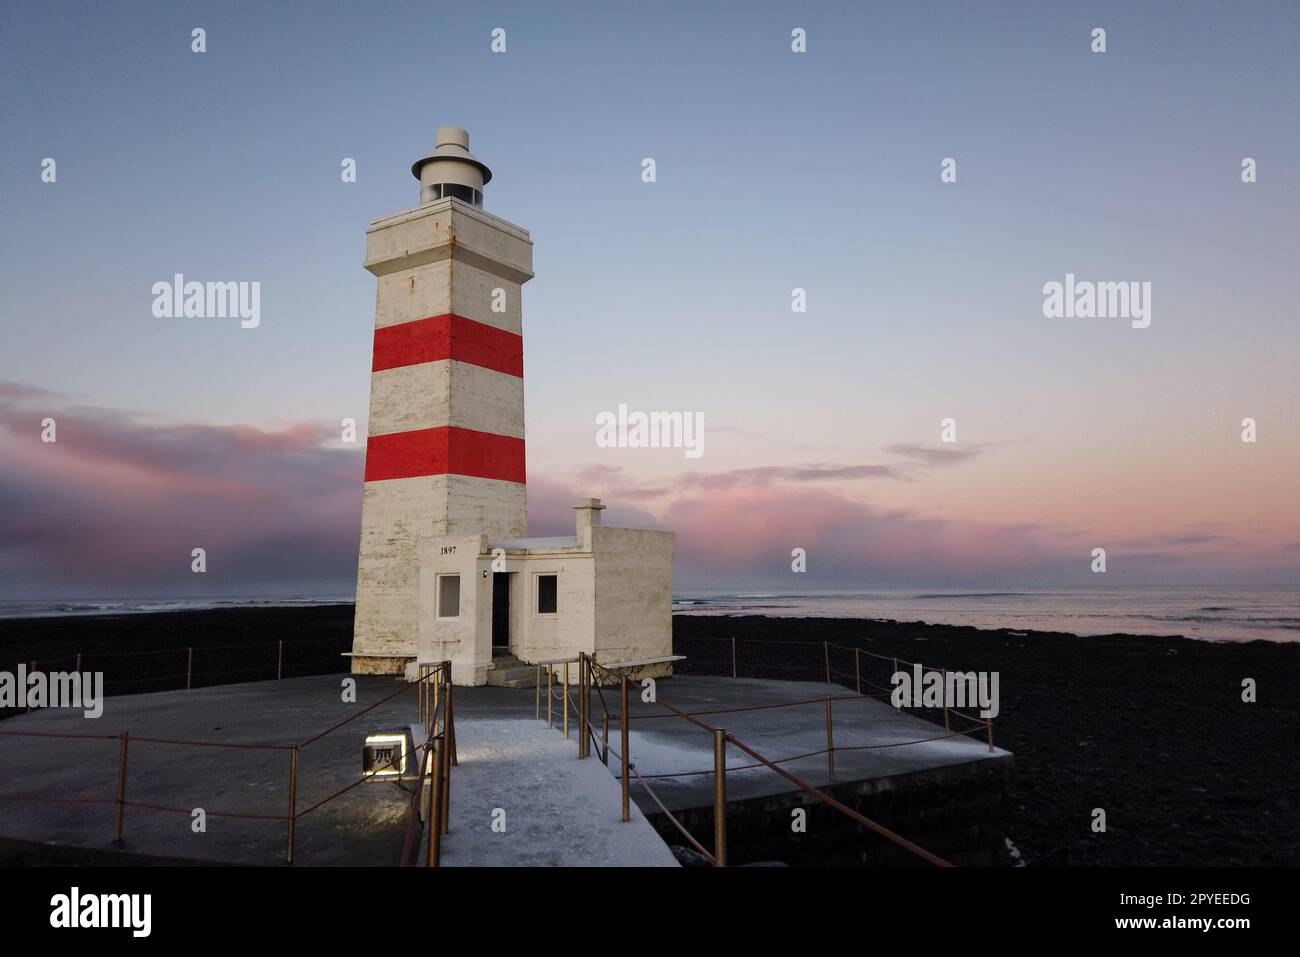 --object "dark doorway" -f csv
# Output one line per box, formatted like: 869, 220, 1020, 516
492, 572, 511, 656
